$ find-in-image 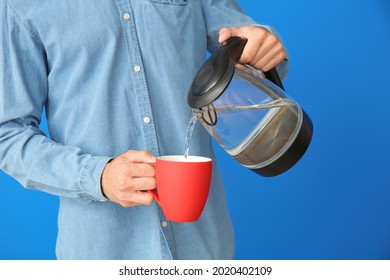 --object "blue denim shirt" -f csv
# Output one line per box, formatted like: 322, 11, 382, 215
0, 0, 287, 259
